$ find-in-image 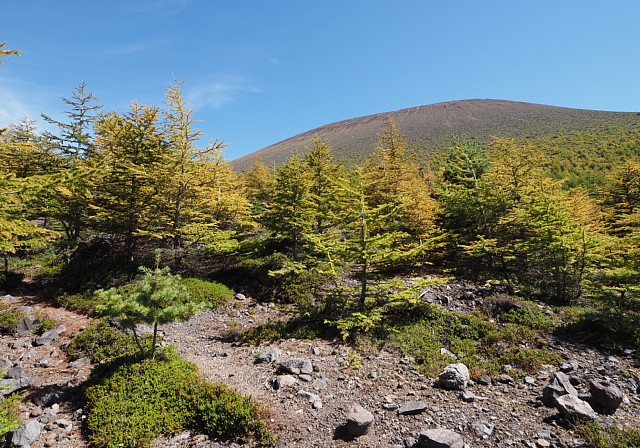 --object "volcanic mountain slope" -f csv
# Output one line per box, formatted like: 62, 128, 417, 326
231, 99, 640, 171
